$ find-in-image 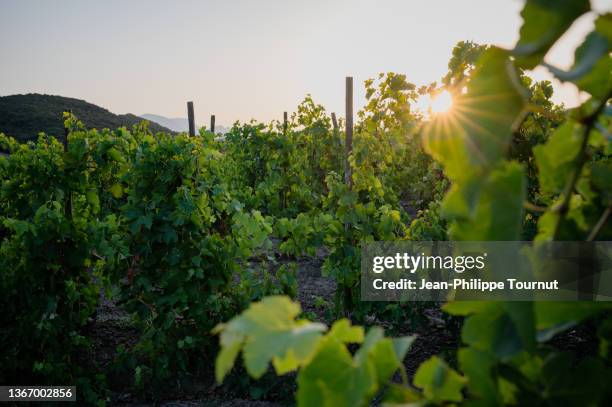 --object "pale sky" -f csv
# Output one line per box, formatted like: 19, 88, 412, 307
1, 0, 610, 126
